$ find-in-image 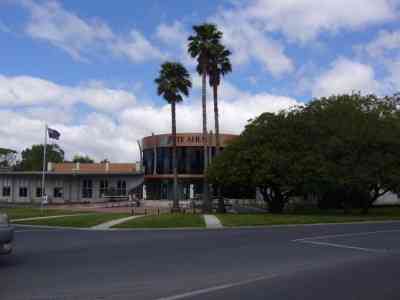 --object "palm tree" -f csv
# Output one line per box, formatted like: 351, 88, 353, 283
208, 44, 232, 213
188, 23, 222, 213
155, 62, 192, 211
208, 44, 232, 156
